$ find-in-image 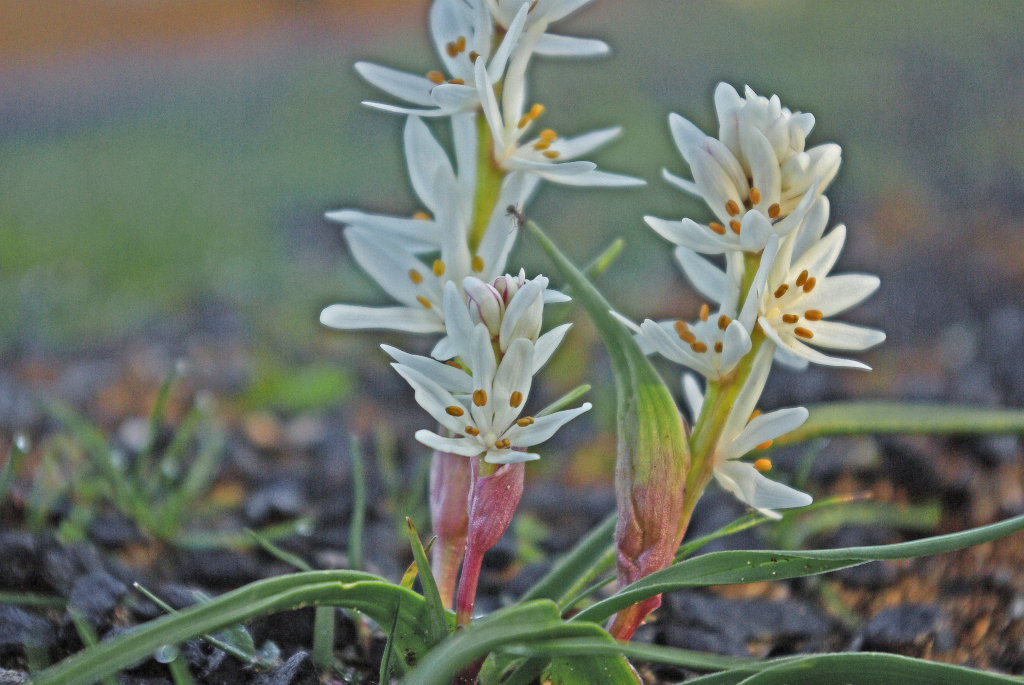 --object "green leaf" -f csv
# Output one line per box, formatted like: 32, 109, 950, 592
403, 600, 638, 685
406, 518, 451, 647
503, 638, 749, 673
685, 652, 1022, 685
777, 402, 1024, 446
34, 570, 454, 685
520, 512, 615, 607
572, 512, 1024, 625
